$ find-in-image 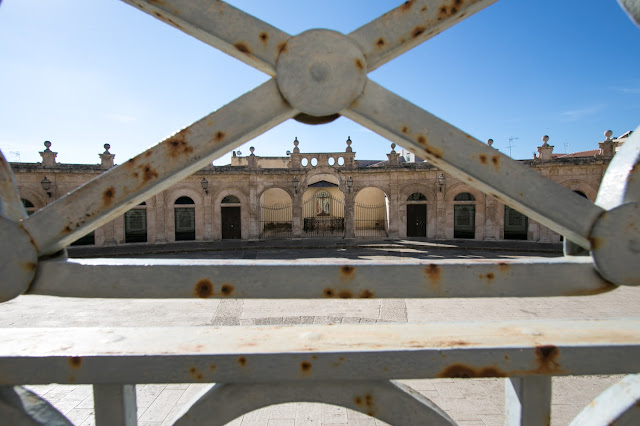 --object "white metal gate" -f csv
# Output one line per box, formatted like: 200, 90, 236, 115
1, 1, 639, 425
